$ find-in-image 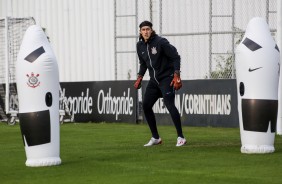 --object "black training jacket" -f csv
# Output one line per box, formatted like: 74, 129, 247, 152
136, 34, 181, 84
